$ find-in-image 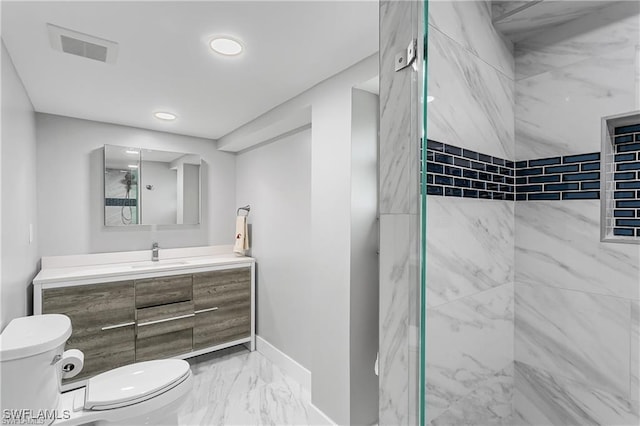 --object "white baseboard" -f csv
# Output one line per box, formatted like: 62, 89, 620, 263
256, 335, 311, 392
255, 336, 337, 425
